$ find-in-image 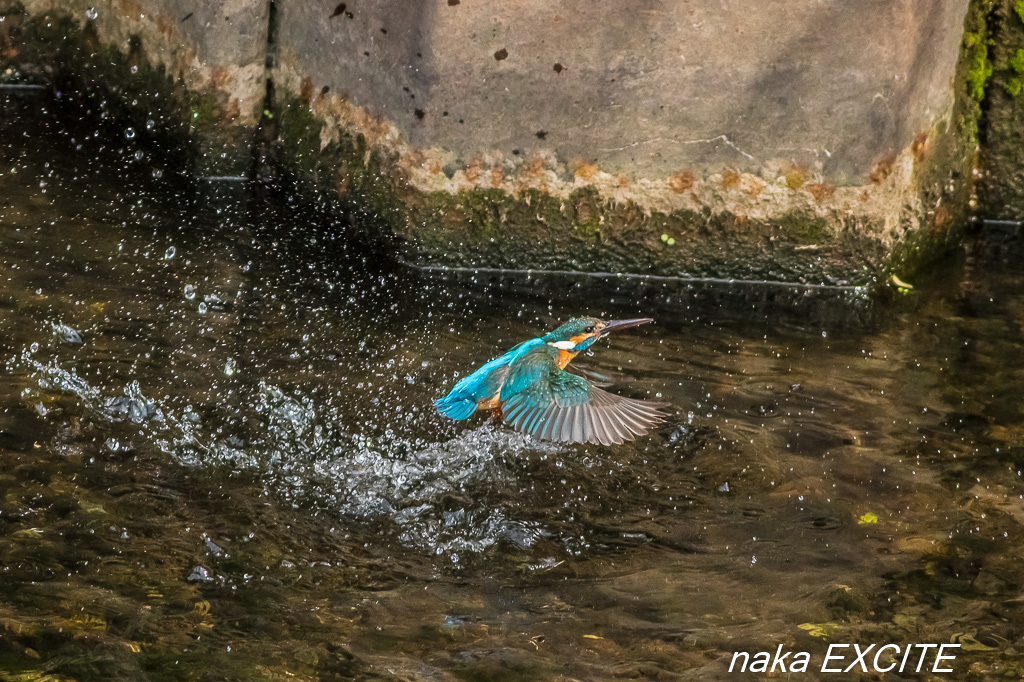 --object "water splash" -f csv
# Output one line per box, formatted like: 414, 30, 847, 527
16, 345, 562, 559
